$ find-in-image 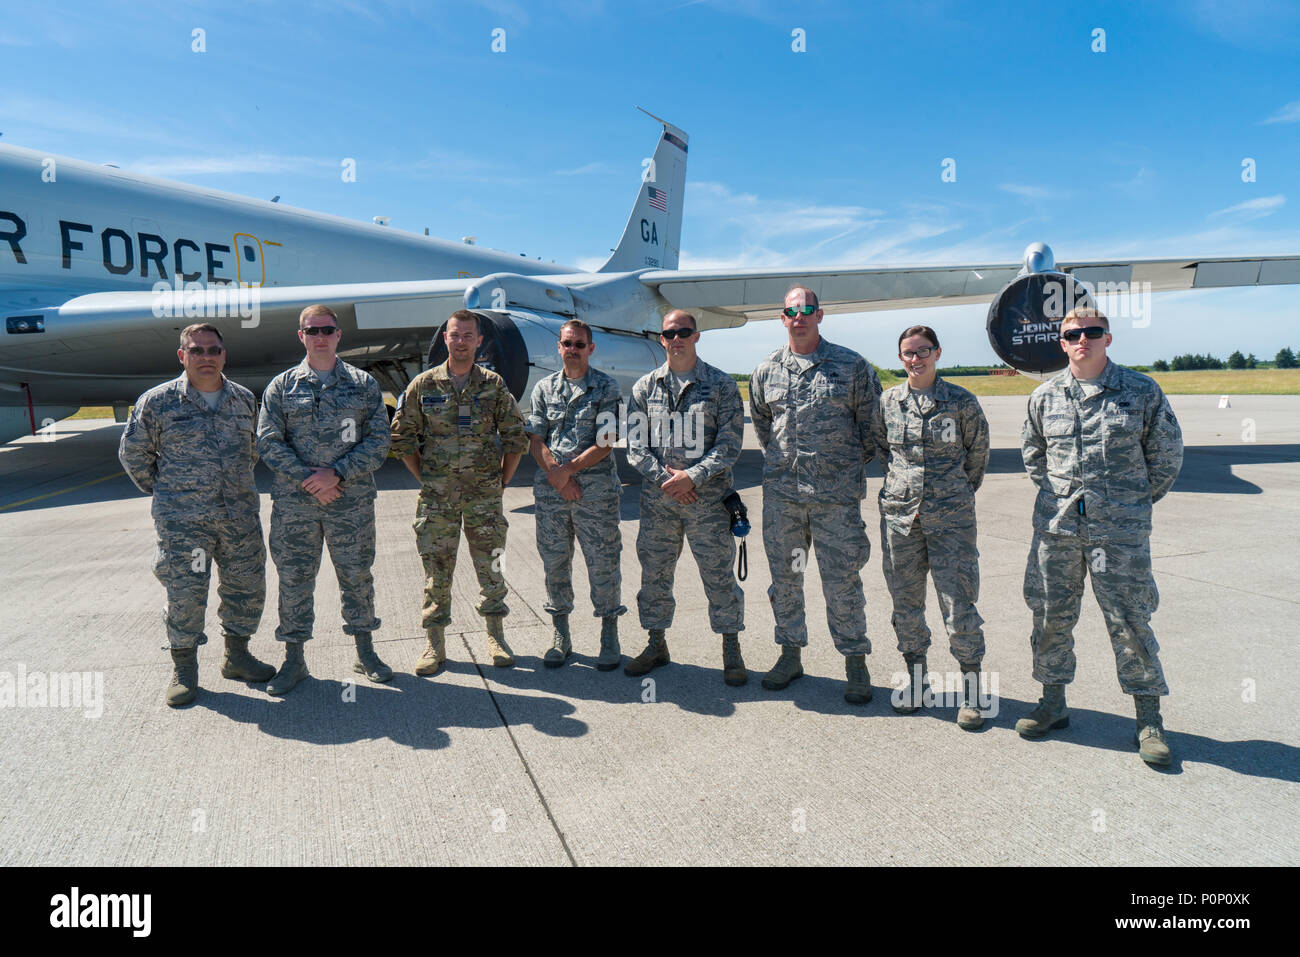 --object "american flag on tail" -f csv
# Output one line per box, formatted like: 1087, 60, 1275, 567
647, 186, 668, 212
